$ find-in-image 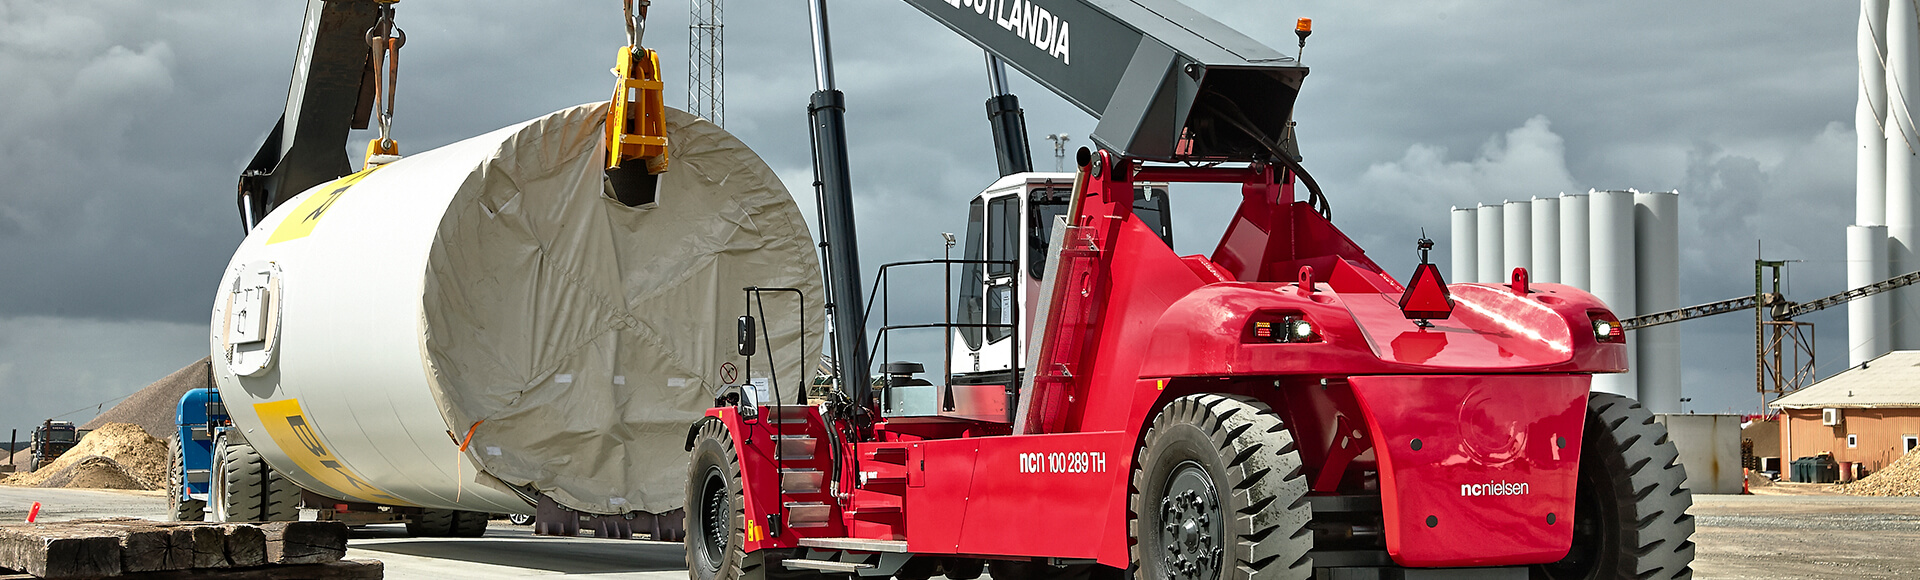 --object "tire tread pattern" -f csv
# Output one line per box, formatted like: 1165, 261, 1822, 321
1586, 392, 1696, 580
1129, 393, 1312, 580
